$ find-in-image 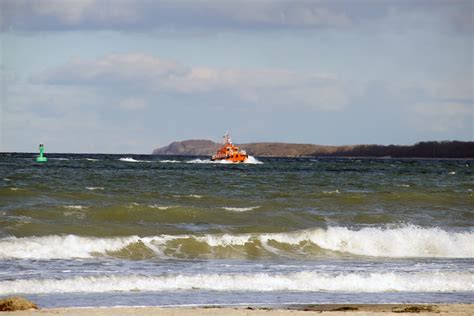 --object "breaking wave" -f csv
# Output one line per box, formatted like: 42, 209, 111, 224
0, 271, 471, 295
119, 157, 151, 163
222, 206, 260, 212
0, 226, 472, 260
